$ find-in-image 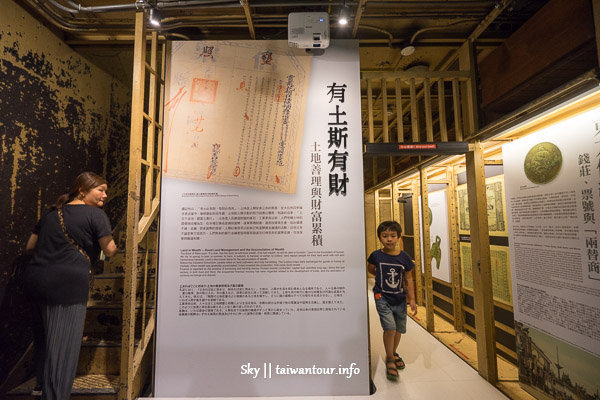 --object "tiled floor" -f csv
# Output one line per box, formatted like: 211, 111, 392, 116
147, 278, 509, 400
